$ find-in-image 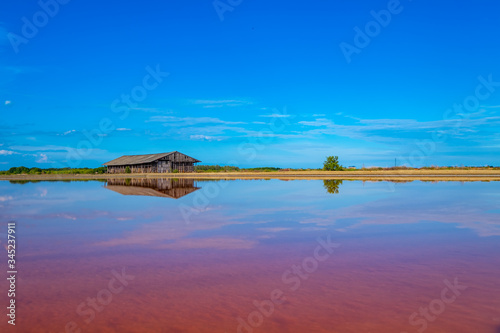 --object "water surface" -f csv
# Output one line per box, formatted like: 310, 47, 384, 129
0, 179, 499, 333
